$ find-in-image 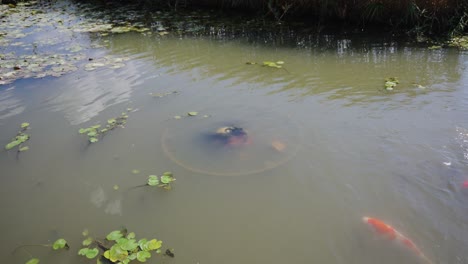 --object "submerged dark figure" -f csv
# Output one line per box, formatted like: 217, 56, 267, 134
205, 126, 251, 147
